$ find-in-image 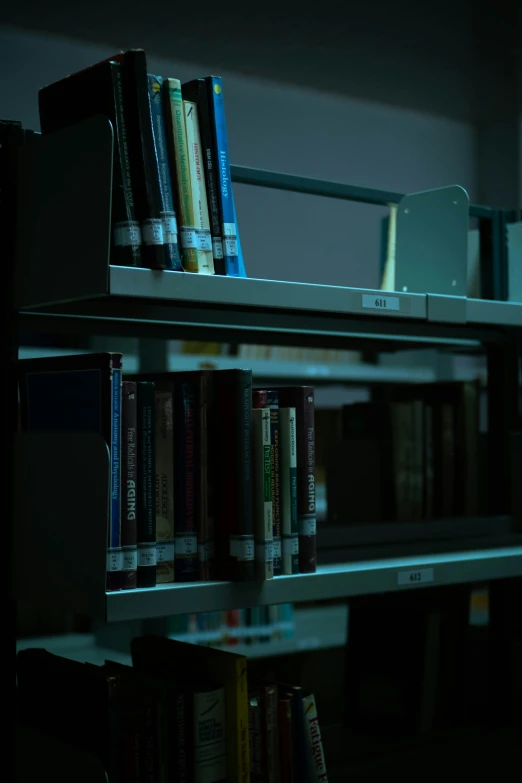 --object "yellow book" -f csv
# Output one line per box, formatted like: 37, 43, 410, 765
183, 99, 215, 275
131, 636, 250, 783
